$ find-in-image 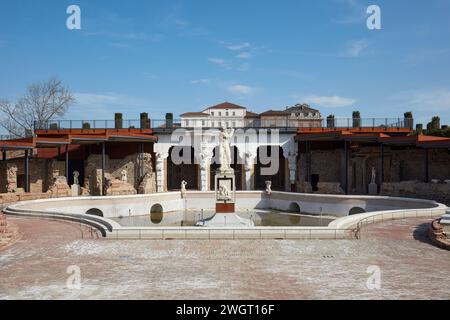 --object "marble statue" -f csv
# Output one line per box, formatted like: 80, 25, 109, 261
121, 169, 127, 183
265, 181, 272, 195
245, 152, 254, 172
370, 167, 376, 184
219, 128, 234, 171
218, 185, 231, 201
181, 180, 187, 198
73, 171, 79, 186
